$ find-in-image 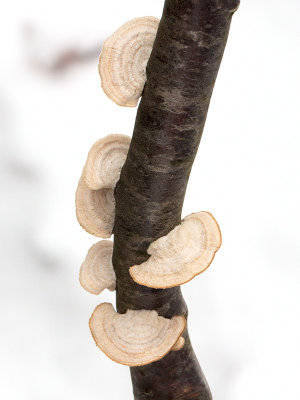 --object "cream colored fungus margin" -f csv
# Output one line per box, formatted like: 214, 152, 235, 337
130, 211, 222, 288
75, 134, 131, 238
89, 303, 186, 366
98, 17, 160, 107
